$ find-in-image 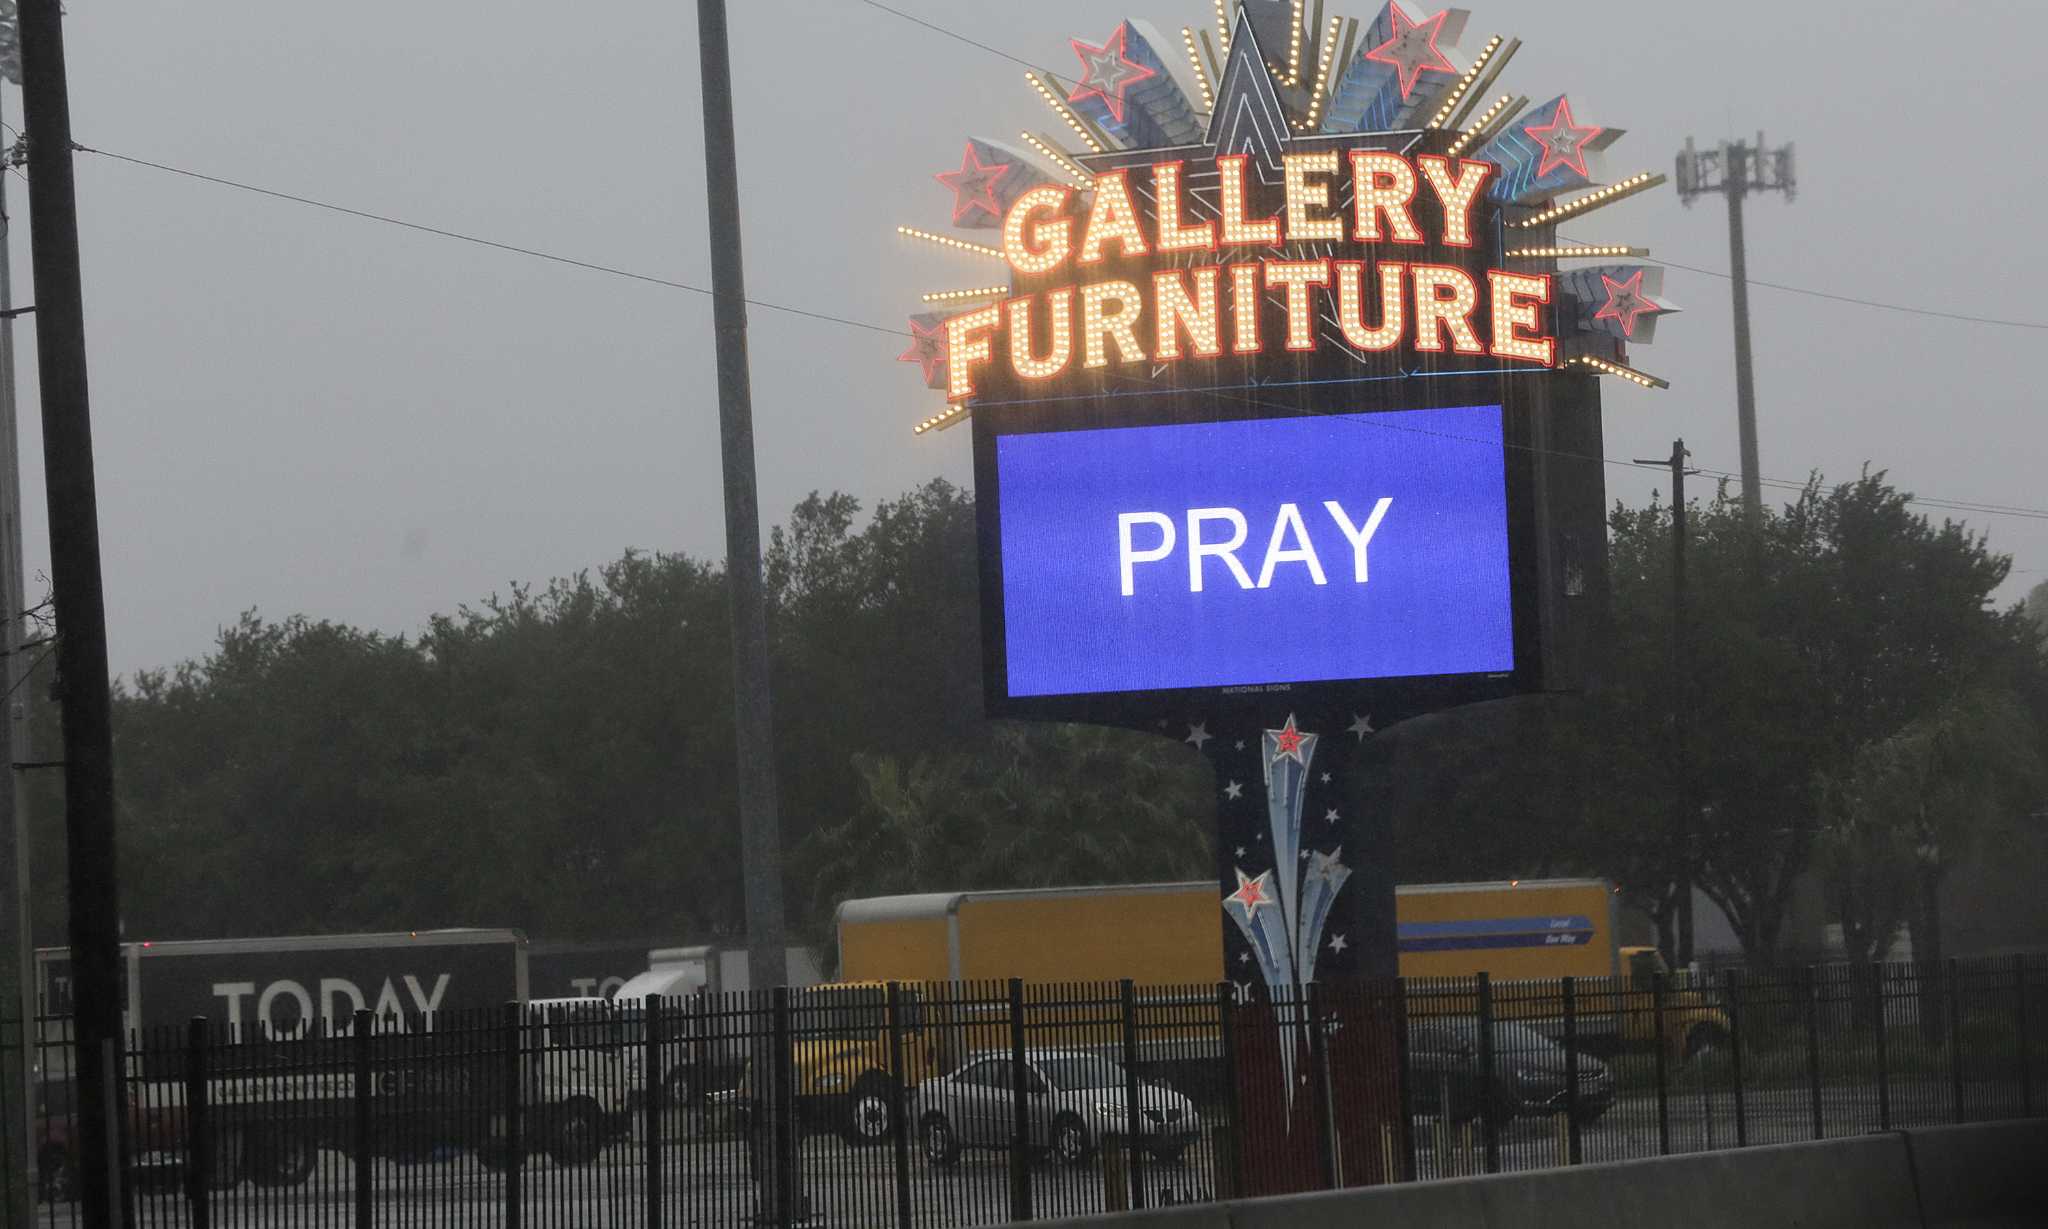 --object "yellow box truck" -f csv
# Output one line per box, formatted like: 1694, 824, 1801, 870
830, 880, 1726, 1064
